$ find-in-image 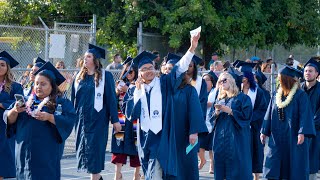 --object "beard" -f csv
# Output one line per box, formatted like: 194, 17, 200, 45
306, 77, 317, 82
